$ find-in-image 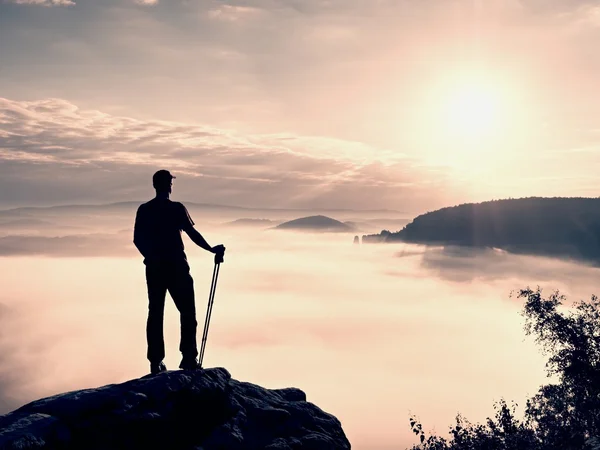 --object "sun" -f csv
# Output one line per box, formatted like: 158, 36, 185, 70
442, 78, 505, 140
405, 68, 525, 171
404, 67, 526, 171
